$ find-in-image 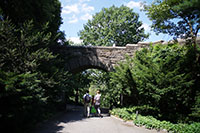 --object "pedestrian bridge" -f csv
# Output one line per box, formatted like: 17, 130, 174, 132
57, 41, 164, 73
